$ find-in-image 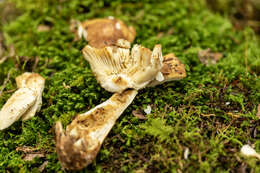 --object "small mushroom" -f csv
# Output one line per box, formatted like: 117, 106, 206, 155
78, 18, 136, 48
82, 40, 163, 93
0, 72, 45, 130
